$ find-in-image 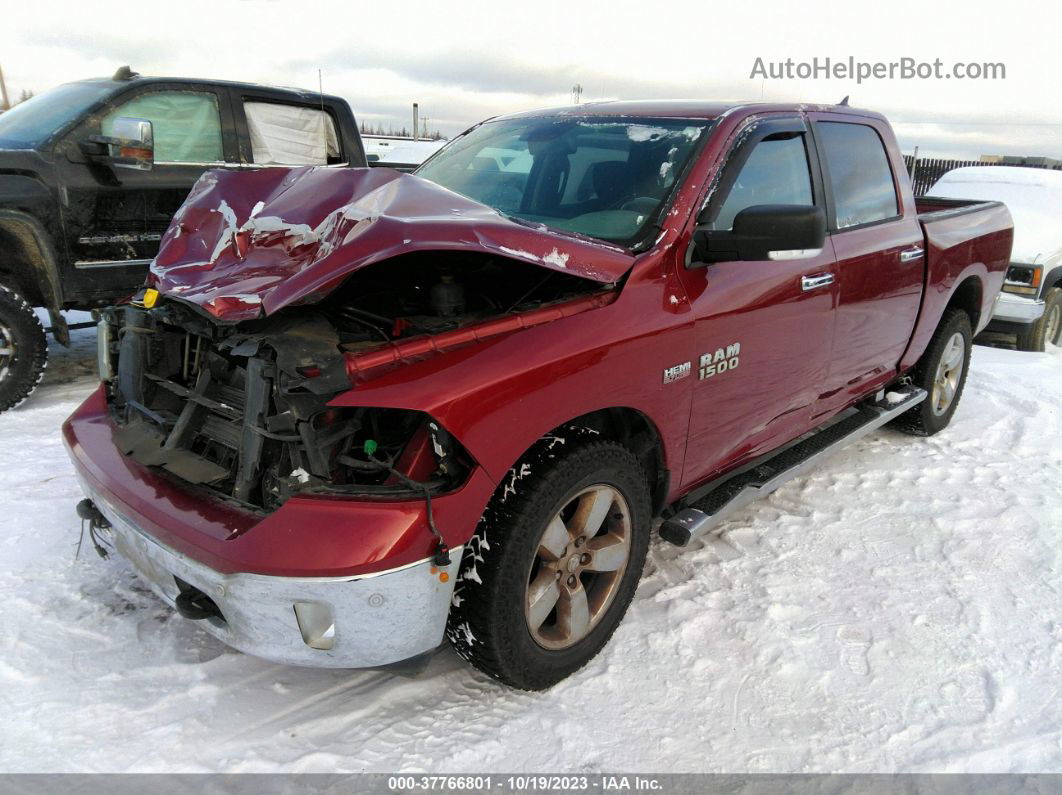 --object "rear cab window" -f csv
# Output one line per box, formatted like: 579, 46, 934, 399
816, 121, 899, 229
243, 101, 342, 165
